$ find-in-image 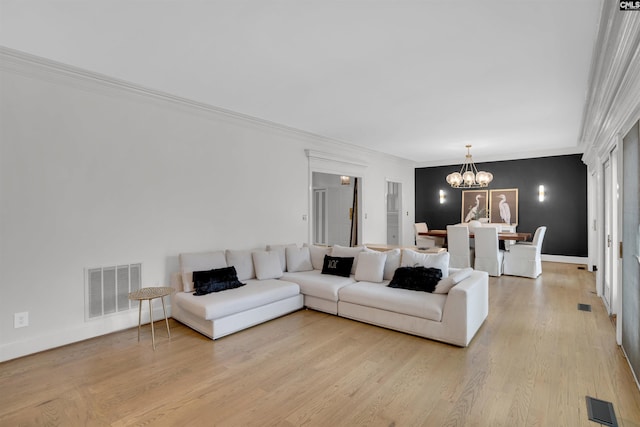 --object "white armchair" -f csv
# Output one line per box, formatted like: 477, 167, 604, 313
474, 226, 504, 277
503, 226, 547, 278
414, 222, 443, 249
447, 225, 474, 268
